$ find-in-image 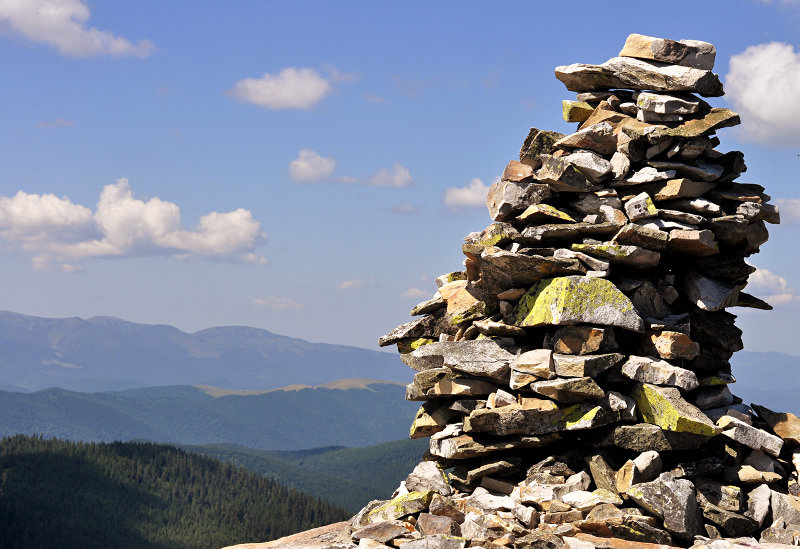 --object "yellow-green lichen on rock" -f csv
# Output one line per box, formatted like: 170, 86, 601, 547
517, 203, 576, 224
397, 337, 436, 354
366, 490, 435, 523
513, 275, 644, 332
632, 383, 719, 436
